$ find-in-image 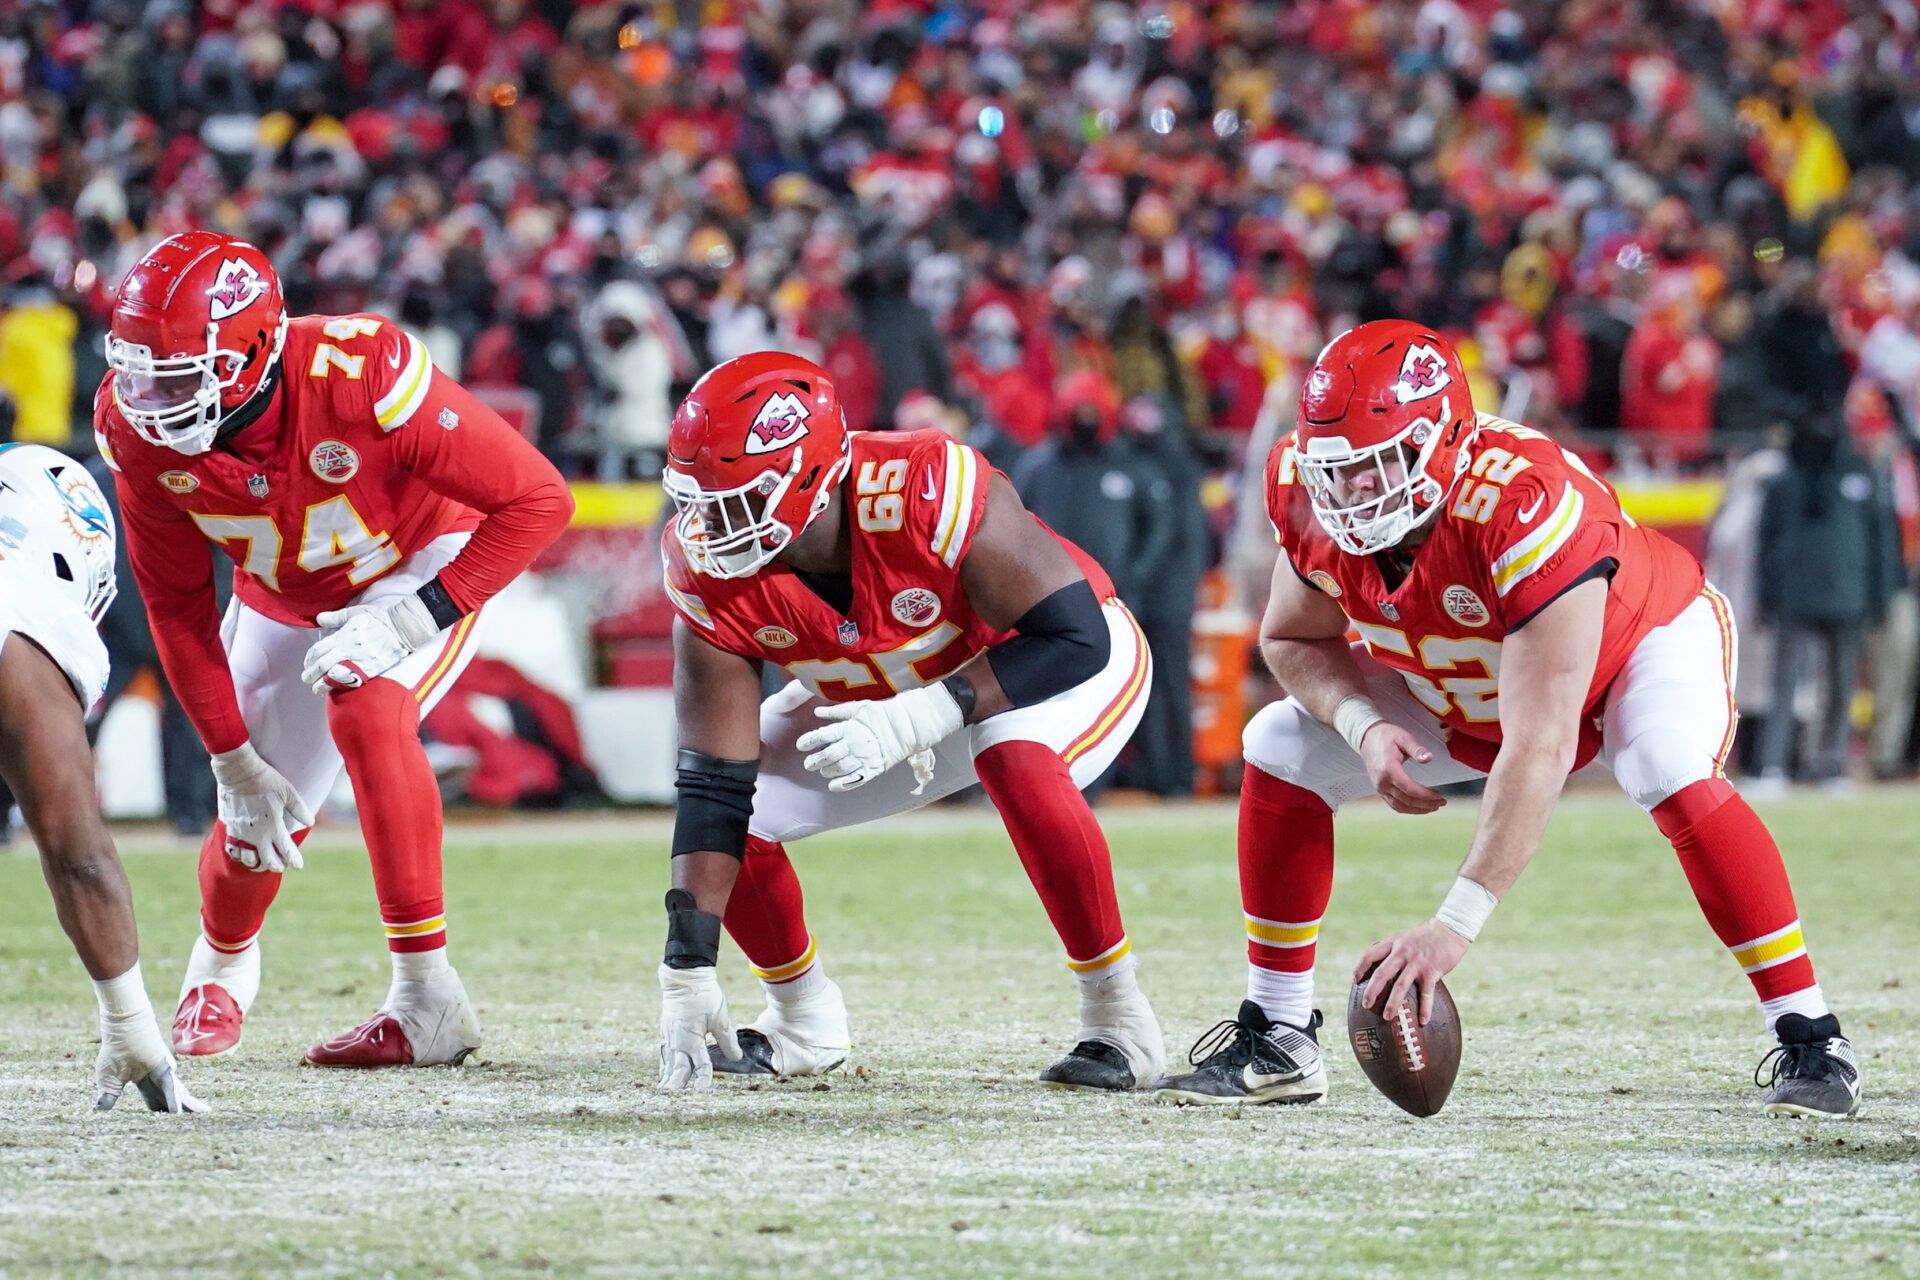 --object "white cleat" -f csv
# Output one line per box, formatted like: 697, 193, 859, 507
306, 970, 482, 1068
710, 976, 851, 1077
